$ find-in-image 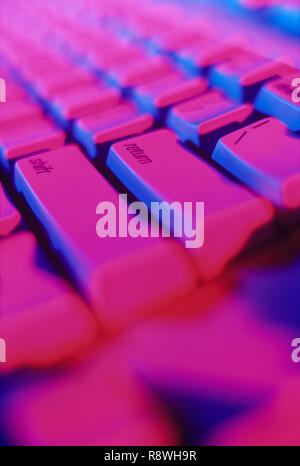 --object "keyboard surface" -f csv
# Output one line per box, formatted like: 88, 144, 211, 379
0, 0, 300, 446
